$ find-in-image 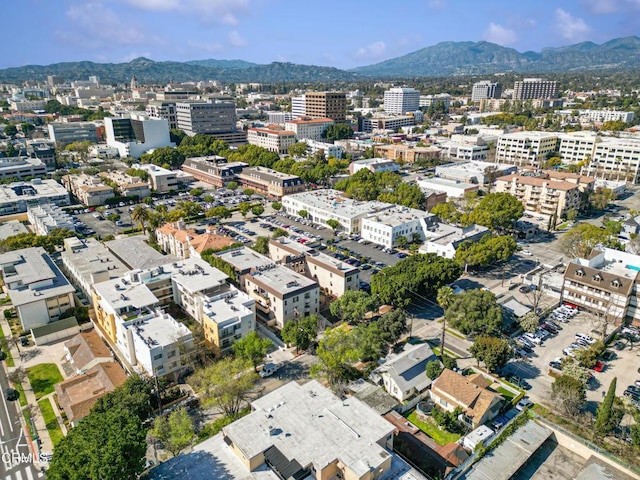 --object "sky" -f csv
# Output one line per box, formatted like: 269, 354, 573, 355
3, 0, 640, 70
